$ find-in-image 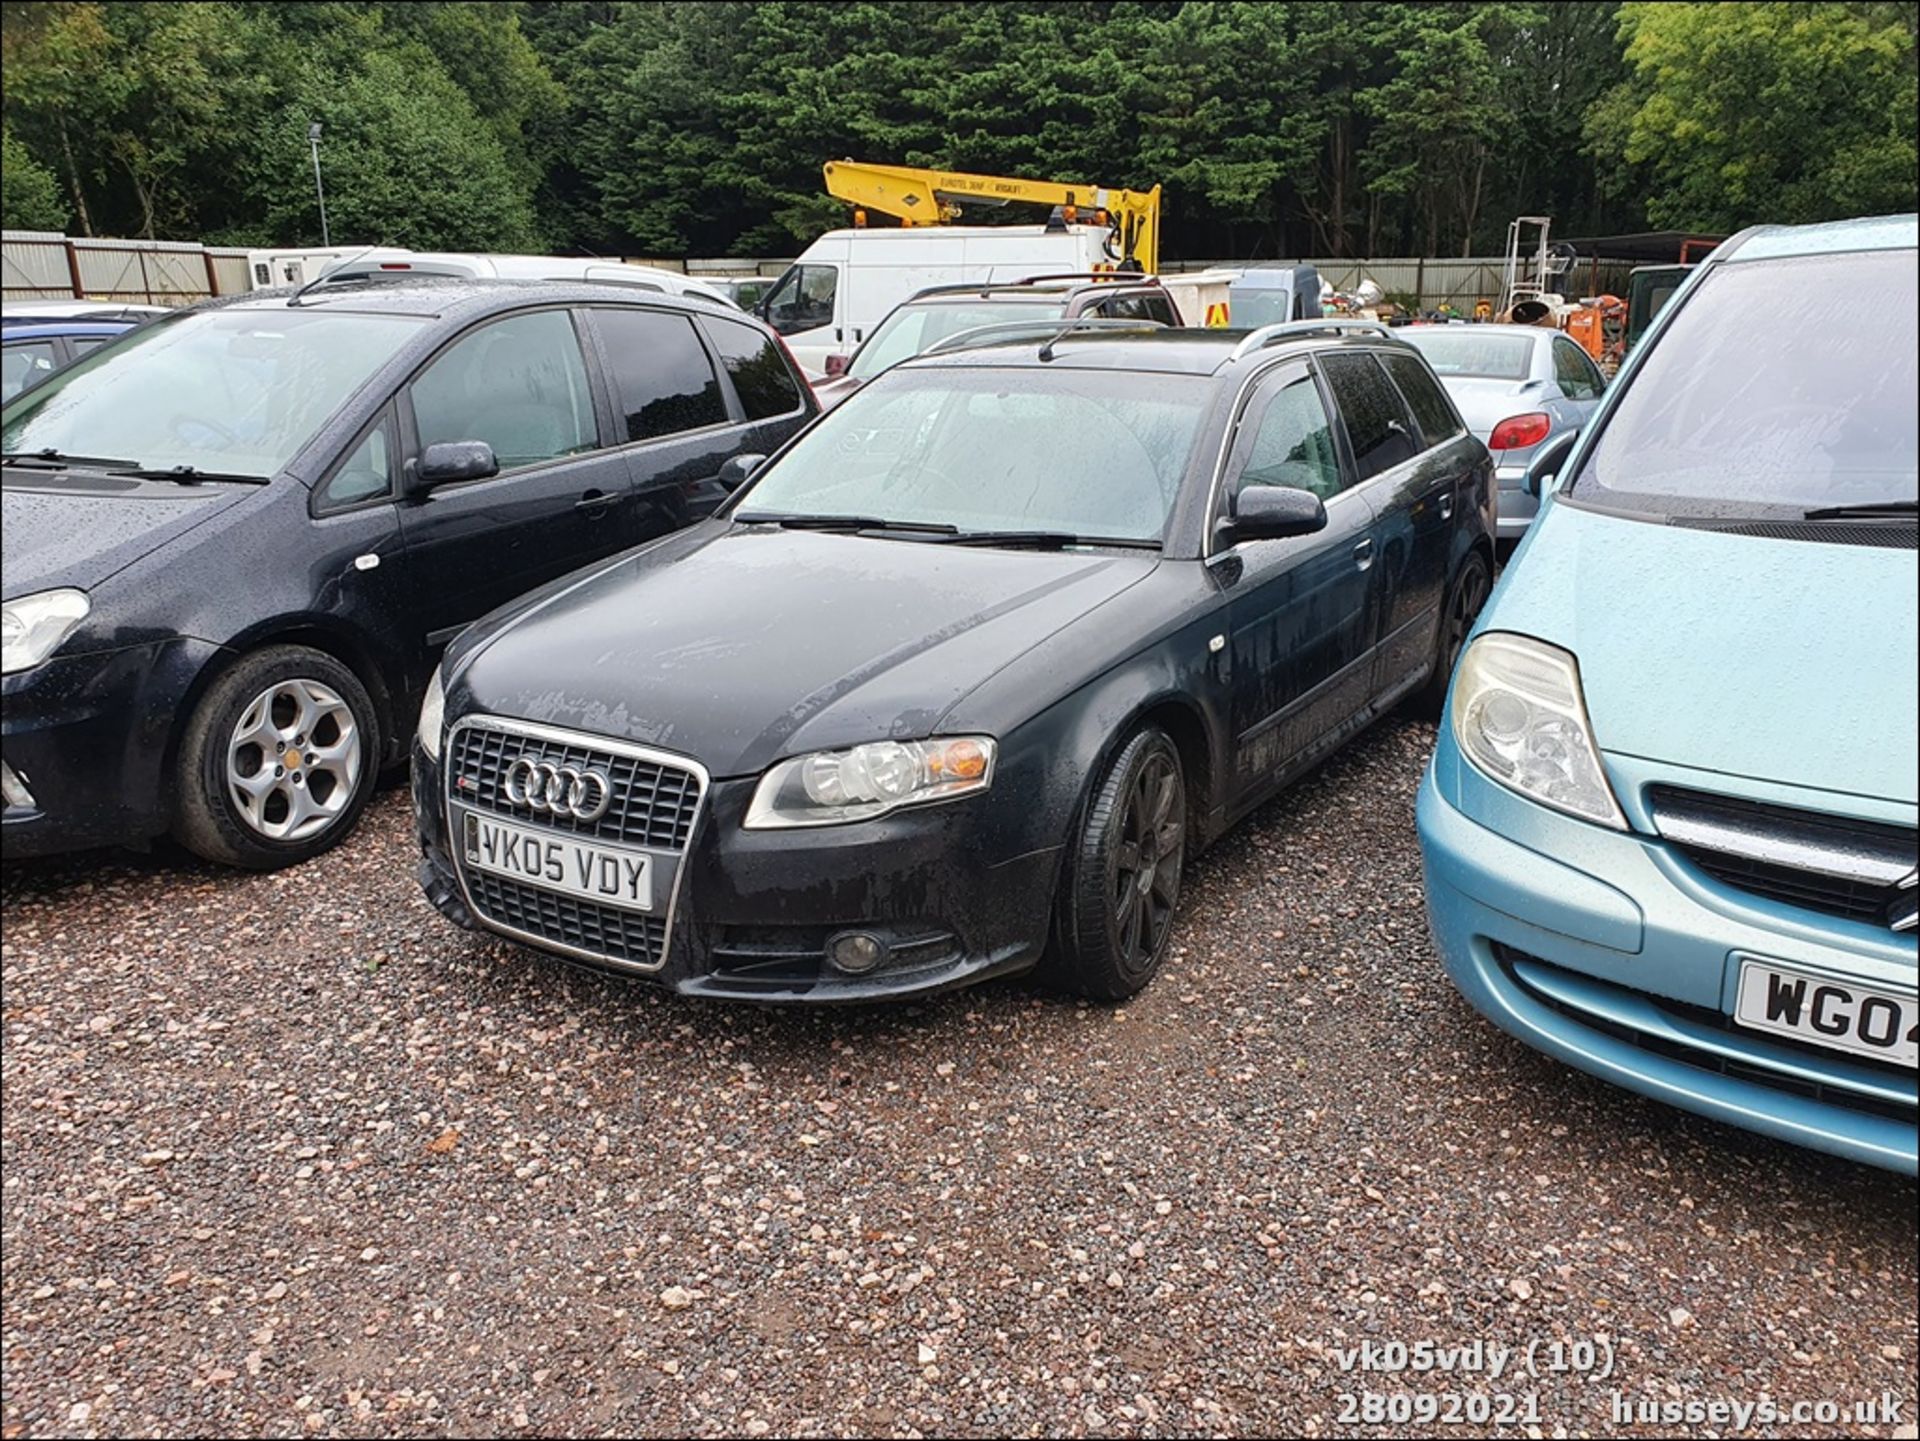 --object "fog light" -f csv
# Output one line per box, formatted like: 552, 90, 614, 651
826, 931, 889, 975
0, 759, 34, 811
